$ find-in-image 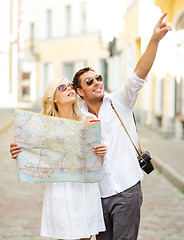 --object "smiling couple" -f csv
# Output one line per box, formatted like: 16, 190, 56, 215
10, 13, 172, 240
